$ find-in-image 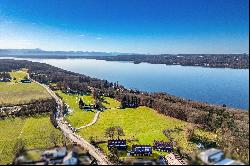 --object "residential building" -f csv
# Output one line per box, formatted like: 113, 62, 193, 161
108, 139, 127, 150
199, 148, 244, 165
130, 145, 152, 156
